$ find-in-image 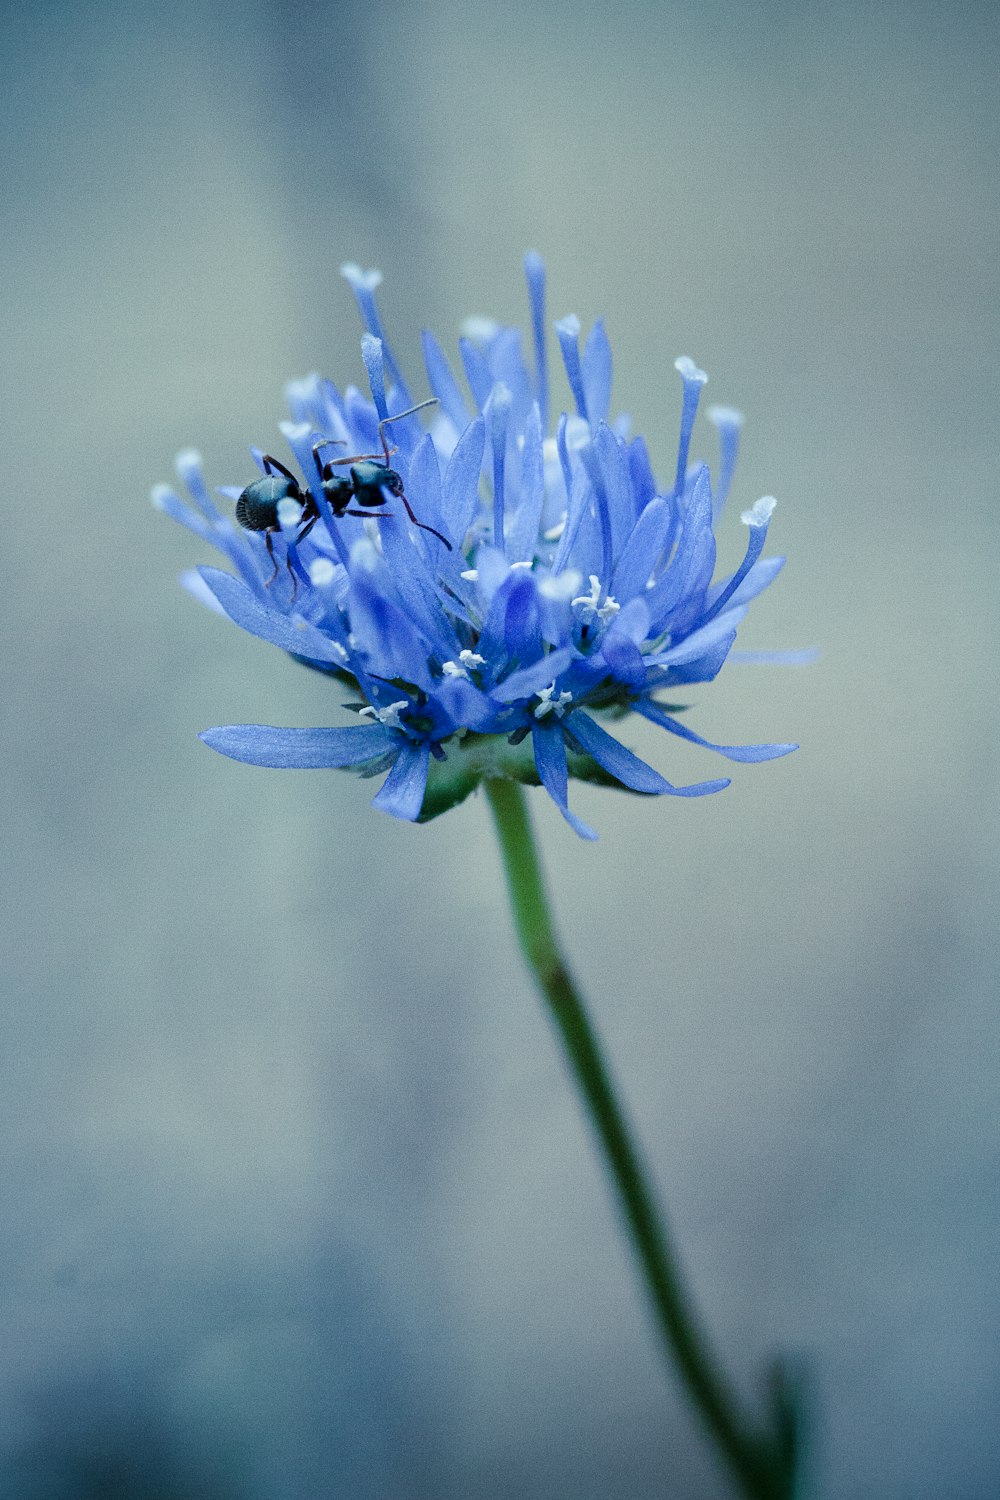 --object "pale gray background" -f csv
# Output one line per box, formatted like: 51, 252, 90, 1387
1, 0, 997, 1496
